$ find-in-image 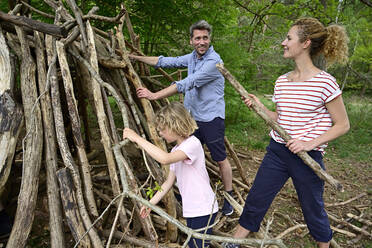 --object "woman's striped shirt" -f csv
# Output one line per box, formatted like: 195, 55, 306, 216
270, 71, 341, 152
